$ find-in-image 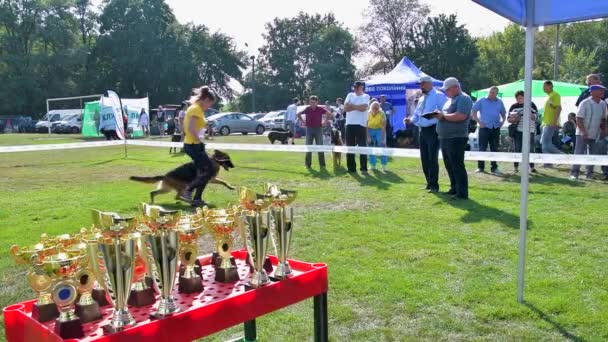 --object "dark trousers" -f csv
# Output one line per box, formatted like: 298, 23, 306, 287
346, 124, 368, 172
441, 137, 469, 199
513, 131, 535, 170
184, 143, 213, 201
419, 125, 440, 190
386, 119, 394, 148
337, 120, 346, 145
305, 127, 325, 167
101, 128, 118, 140
478, 127, 501, 171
